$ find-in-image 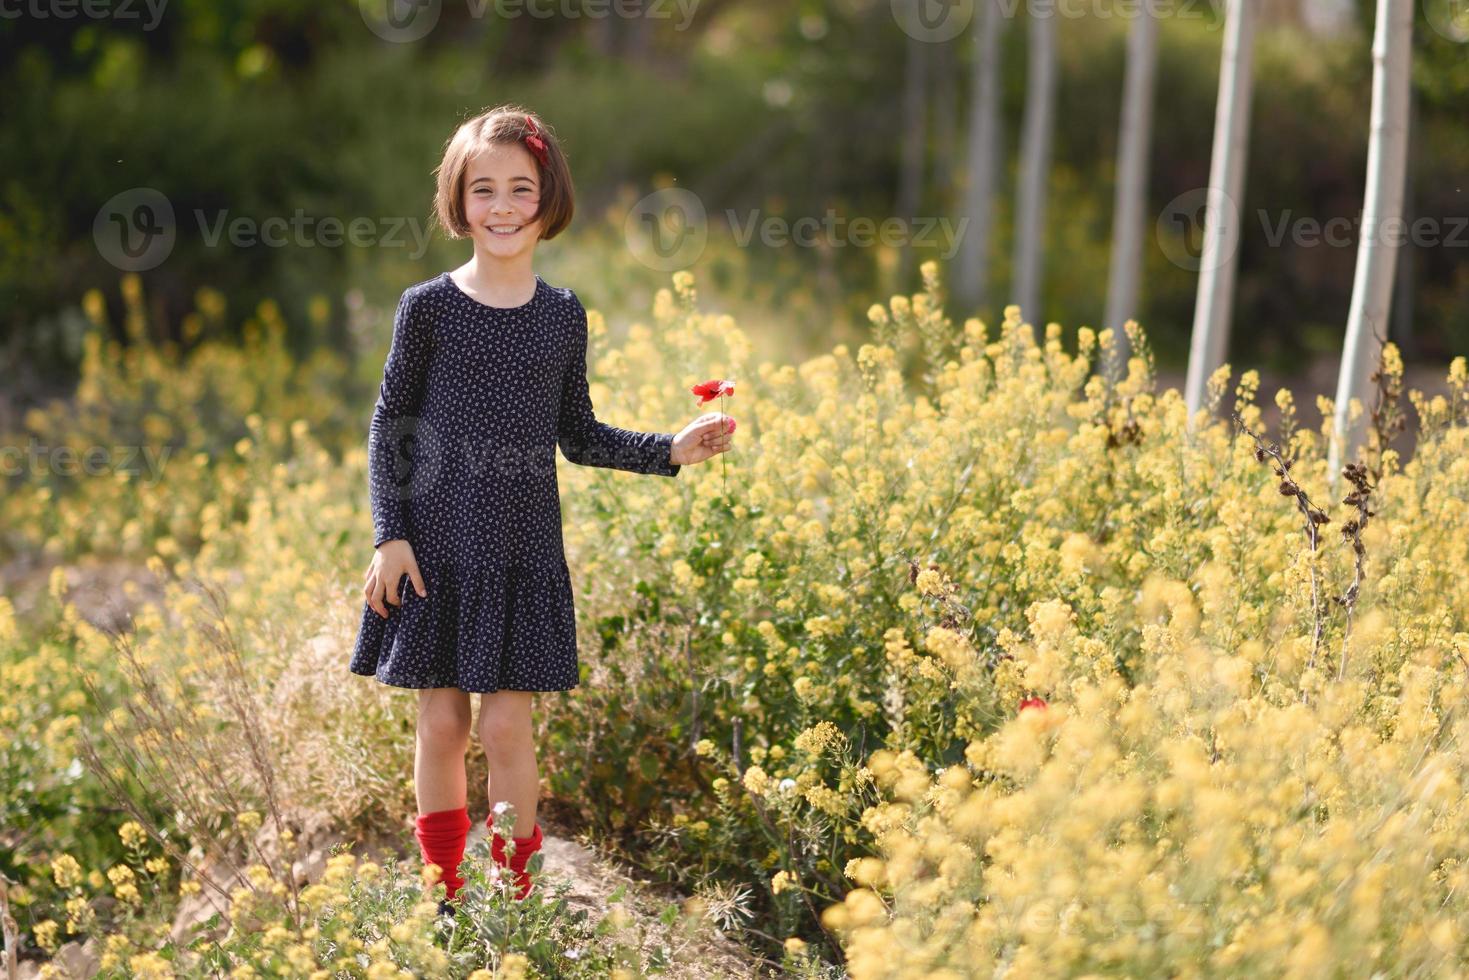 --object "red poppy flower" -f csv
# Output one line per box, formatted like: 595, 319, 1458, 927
1018, 697, 1048, 713
690, 377, 736, 493
691, 379, 735, 403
